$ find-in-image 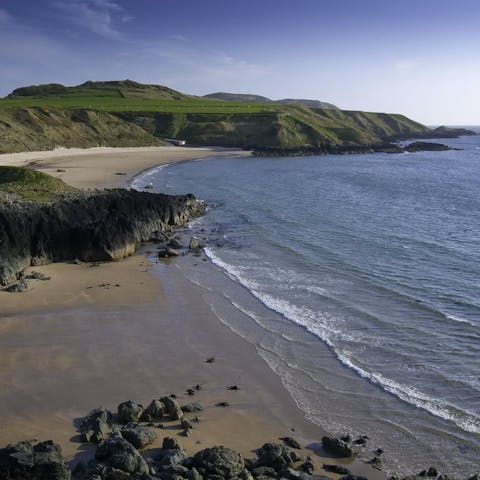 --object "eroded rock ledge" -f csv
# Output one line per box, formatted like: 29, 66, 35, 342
0, 189, 205, 286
